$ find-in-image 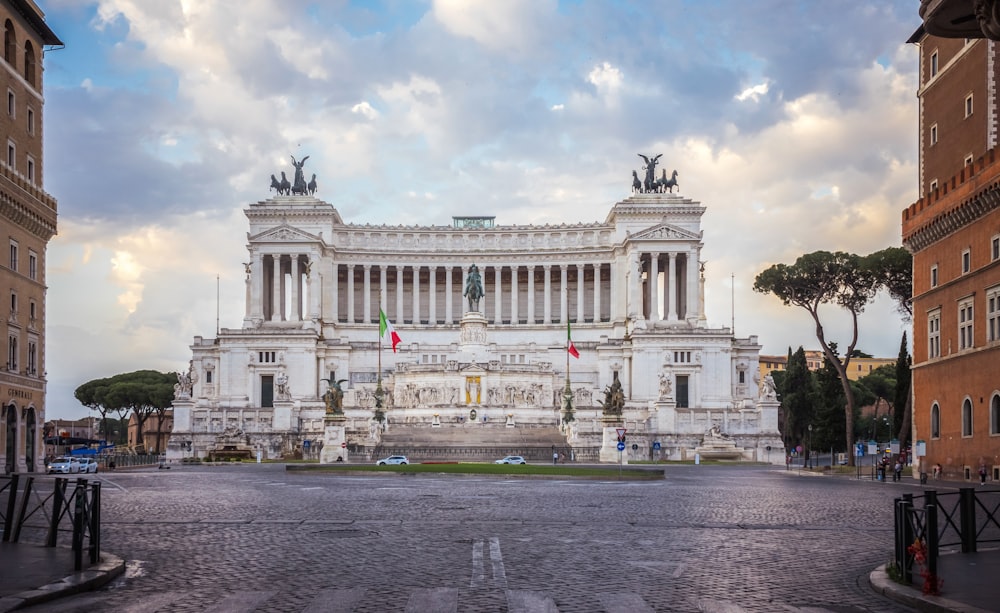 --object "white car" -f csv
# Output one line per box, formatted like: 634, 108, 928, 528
495, 455, 527, 465
77, 457, 100, 474
376, 455, 409, 465
47, 457, 81, 474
